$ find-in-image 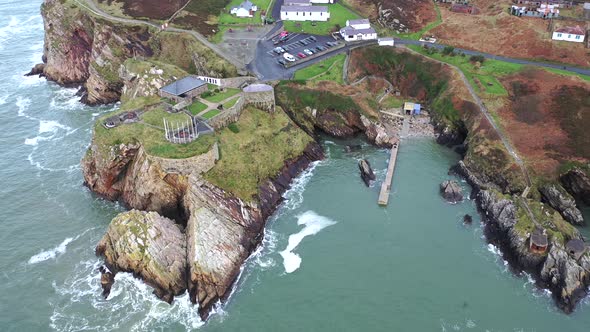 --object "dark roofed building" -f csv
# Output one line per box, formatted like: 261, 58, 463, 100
529, 227, 548, 253
566, 239, 586, 261
159, 76, 208, 103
